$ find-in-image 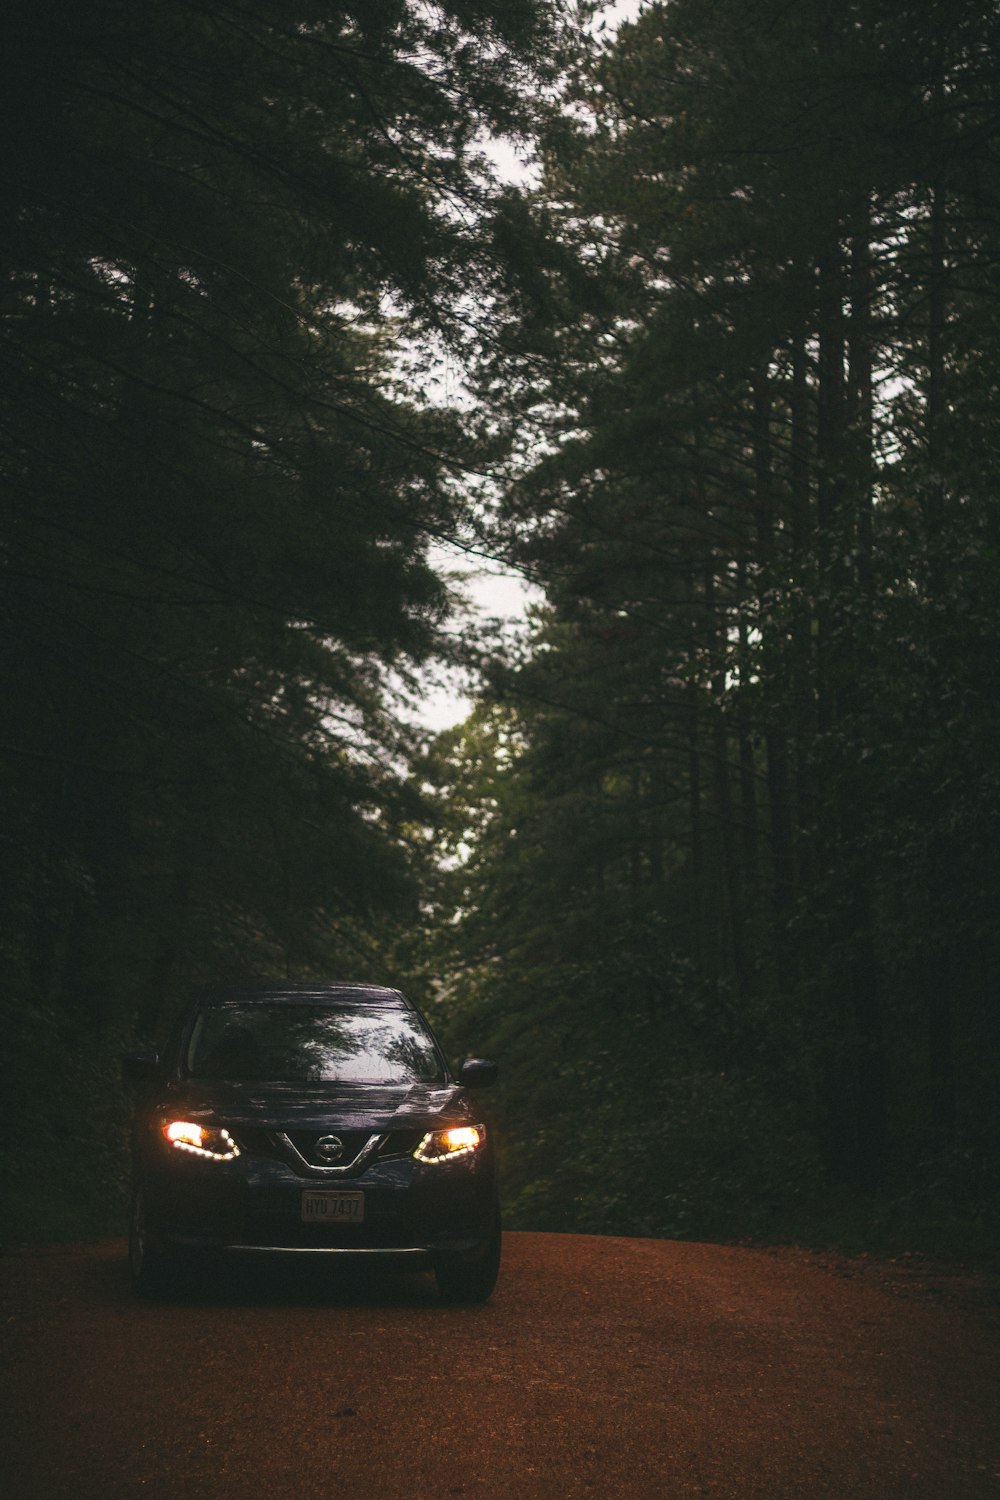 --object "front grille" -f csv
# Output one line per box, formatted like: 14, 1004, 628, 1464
230, 1127, 284, 1160
283, 1130, 374, 1168
223, 1126, 427, 1170
377, 1129, 425, 1160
